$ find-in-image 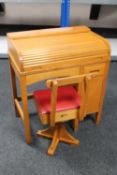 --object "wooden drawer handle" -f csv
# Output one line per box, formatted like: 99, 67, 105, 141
90, 69, 100, 73
61, 114, 67, 118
